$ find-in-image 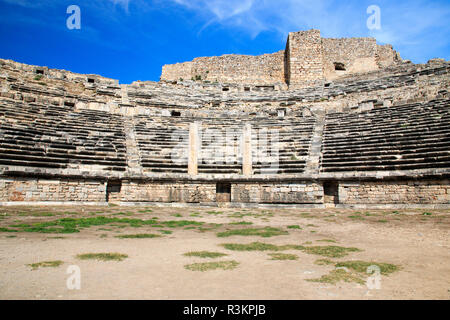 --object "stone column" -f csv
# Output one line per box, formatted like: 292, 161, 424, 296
188, 122, 199, 176
242, 123, 253, 176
